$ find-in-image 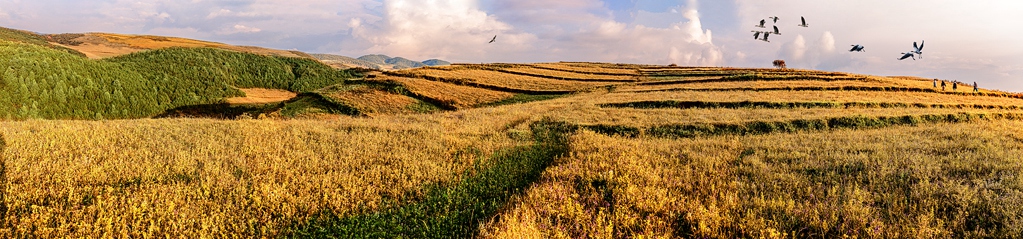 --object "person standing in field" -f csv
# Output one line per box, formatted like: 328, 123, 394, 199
941, 81, 946, 91
953, 81, 958, 91
974, 81, 979, 93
